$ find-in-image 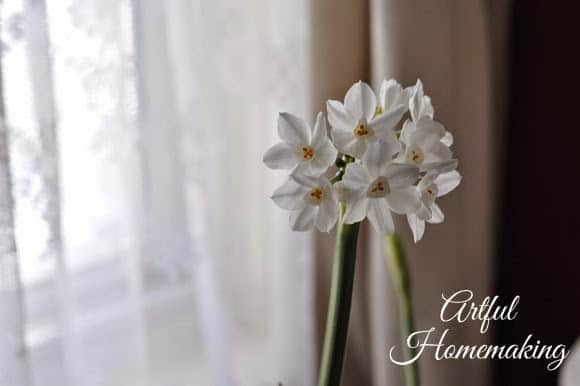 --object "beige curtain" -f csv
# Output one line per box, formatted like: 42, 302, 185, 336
312, 1, 511, 385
